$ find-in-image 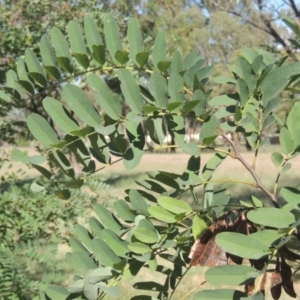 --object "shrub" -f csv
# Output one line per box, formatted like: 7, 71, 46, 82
2, 13, 300, 300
